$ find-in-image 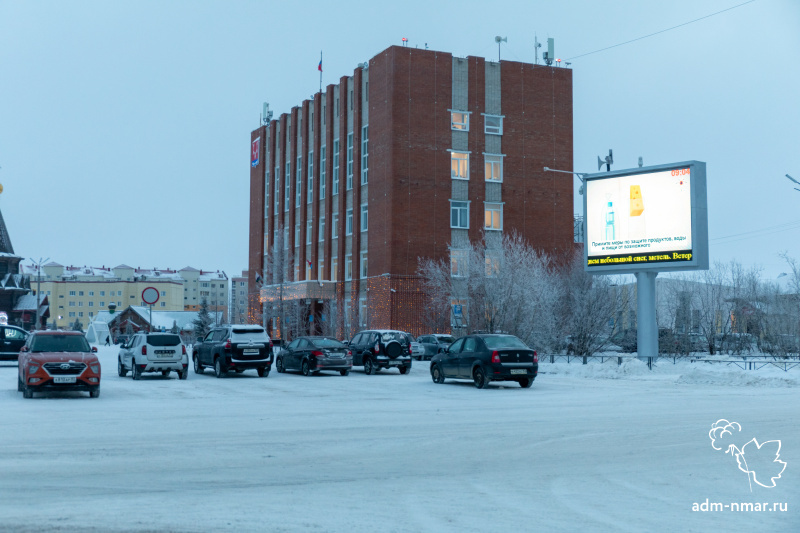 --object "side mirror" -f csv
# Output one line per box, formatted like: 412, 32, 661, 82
20, 346, 28, 352
91, 346, 98, 353
196, 337, 203, 343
